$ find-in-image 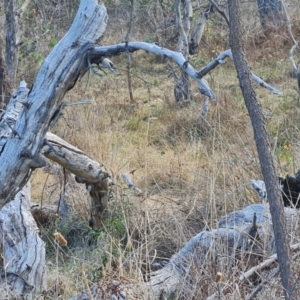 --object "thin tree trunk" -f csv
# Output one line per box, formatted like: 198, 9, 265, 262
227, 0, 294, 299
0, 31, 9, 107
4, 0, 19, 103
125, 0, 135, 104
174, 0, 192, 103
